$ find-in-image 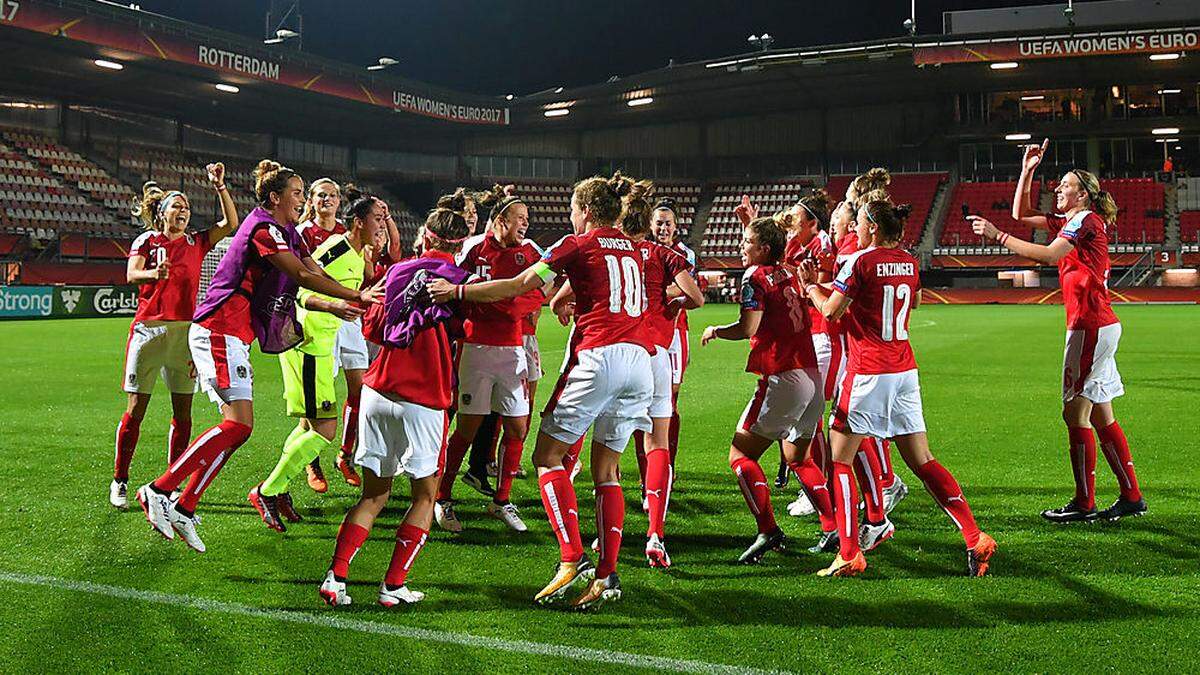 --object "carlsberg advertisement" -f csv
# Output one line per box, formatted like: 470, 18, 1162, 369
0, 285, 139, 319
